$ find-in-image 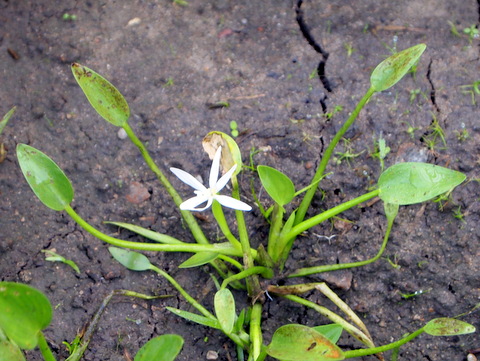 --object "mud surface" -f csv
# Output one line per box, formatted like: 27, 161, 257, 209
1, 1, 479, 360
